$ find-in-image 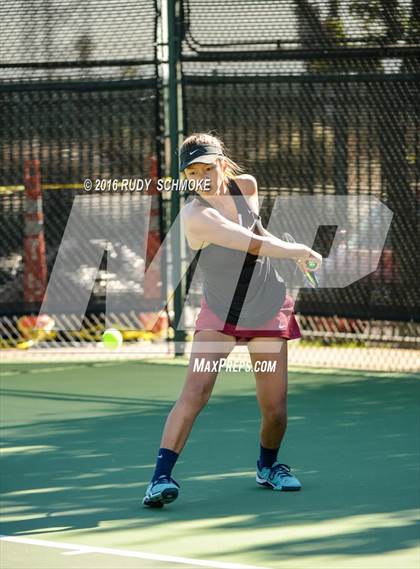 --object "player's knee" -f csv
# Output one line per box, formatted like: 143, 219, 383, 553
262, 406, 287, 425
178, 388, 211, 414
